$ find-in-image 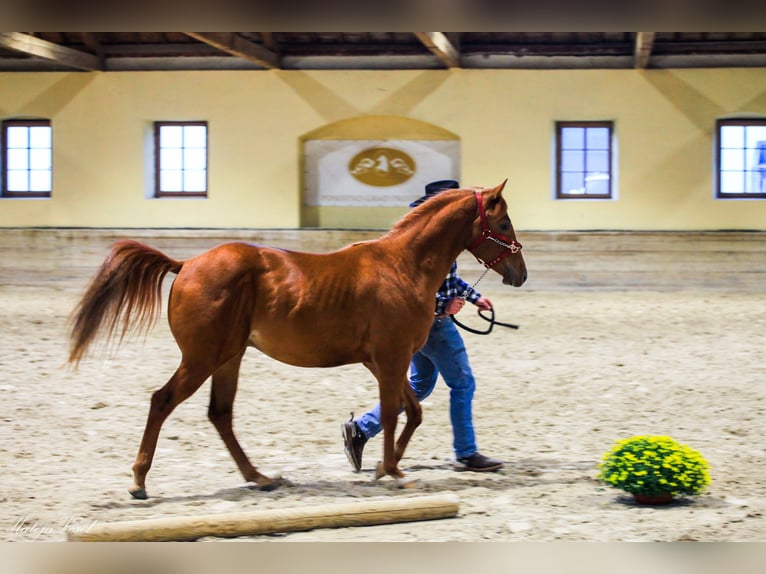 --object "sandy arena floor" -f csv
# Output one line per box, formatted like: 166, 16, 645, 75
1, 228, 764, 542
